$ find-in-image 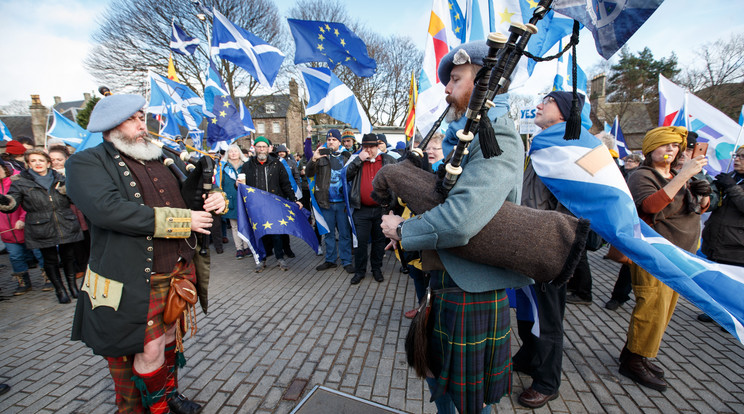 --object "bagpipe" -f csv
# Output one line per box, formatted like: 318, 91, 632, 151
372, 0, 589, 285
